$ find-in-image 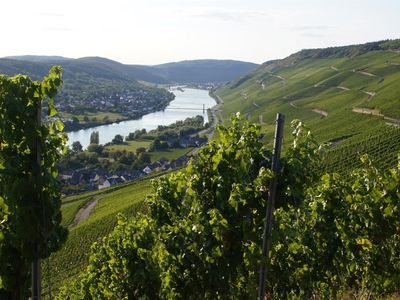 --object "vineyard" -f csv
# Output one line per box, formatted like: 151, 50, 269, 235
54, 116, 400, 299
41, 177, 153, 297
320, 126, 400, 174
